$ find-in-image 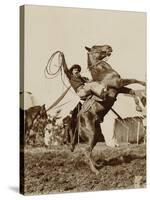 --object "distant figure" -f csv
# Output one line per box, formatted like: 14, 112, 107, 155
44, 123, 52, 147
62, 115, 72, 145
